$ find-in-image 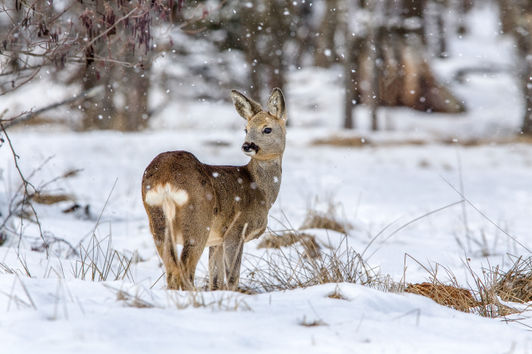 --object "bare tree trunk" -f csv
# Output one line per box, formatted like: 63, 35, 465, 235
434, 0, 448, 58
241, 1, 262, 99
403, 0, 428, 44
80, 63, 115, 130
515, 11, 532, 134
456, 0, 474, 35
315, 0, 339, 67
343, 0, 356, 129
499, 0, 532, 134
114, 46, 151, 131
498, 0, 516, 34
6, 0, 22, 71
268, 0, 287, 93
369, 1, 383, 131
